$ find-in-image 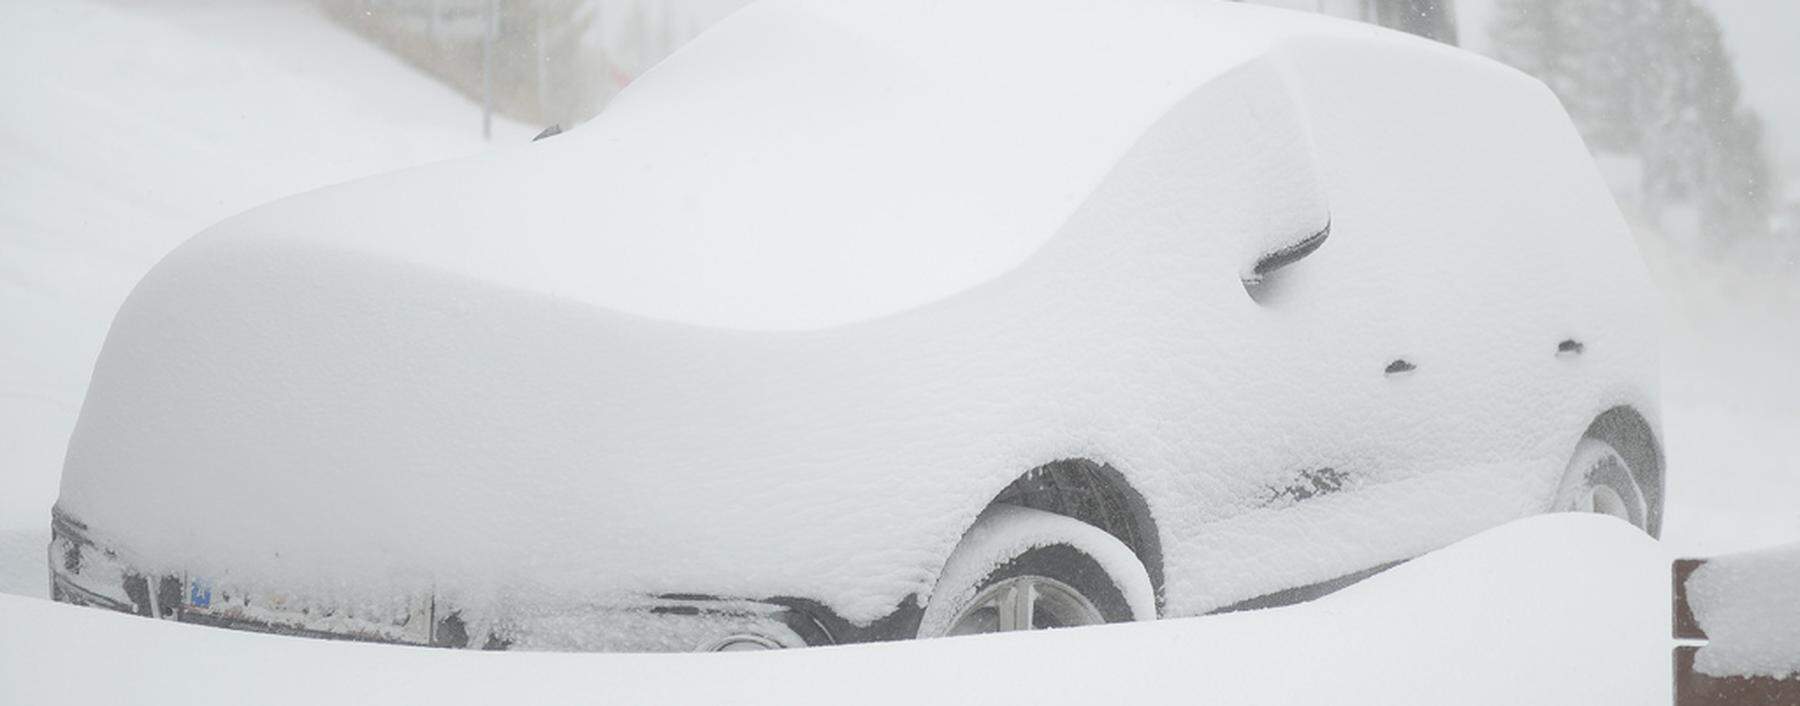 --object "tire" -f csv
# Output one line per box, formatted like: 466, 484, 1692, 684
919, 504, 1155, 638
1550, 437, 1651, 531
